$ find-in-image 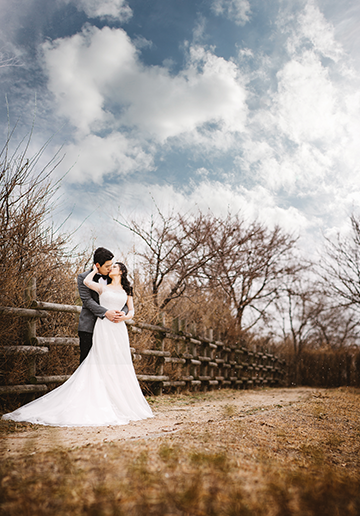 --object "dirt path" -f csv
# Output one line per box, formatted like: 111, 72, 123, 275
2, 387, 315, 457
2, 387, 359, 515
